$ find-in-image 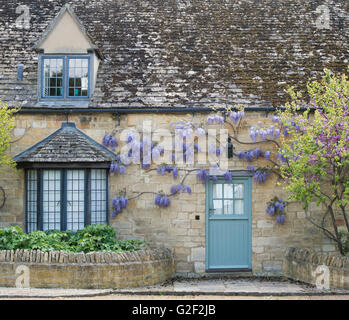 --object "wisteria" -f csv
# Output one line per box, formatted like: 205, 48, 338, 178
101, 104, 290, 227
207, 114, 225, 125
276, 152, 288, 163
223, 171, 233, 183
253, 169, 270, 184
246, 166, 271, 184
103, 134, 118, 150
237, 148, 265, 162
249, 124, 281, 142
110, 162, 126, 176
112, 196, 129, 217
197, 169, 210, 184
170, 184, 192, 195
228, 110, 245, 124
155, 194, 171, 207
266, 197, 286, 224
276, 215, 286, 224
